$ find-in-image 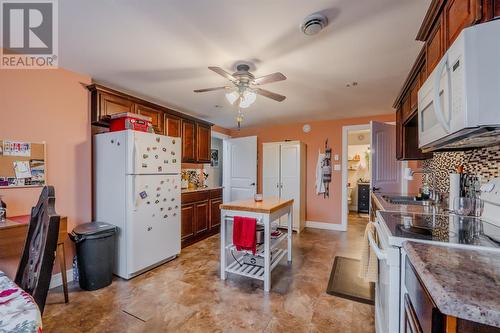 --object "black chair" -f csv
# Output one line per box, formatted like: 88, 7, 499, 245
15, 186, 60, 314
